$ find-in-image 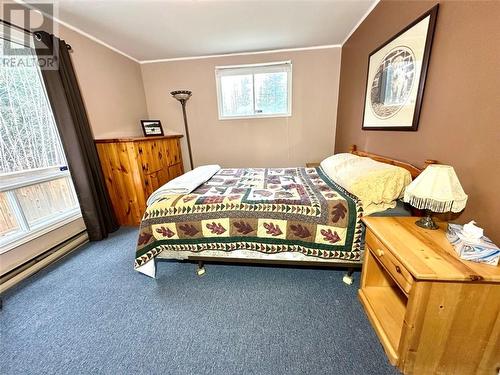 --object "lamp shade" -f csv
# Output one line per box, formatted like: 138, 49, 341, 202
403, 164, 468, 213
171, 90, 192, 101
